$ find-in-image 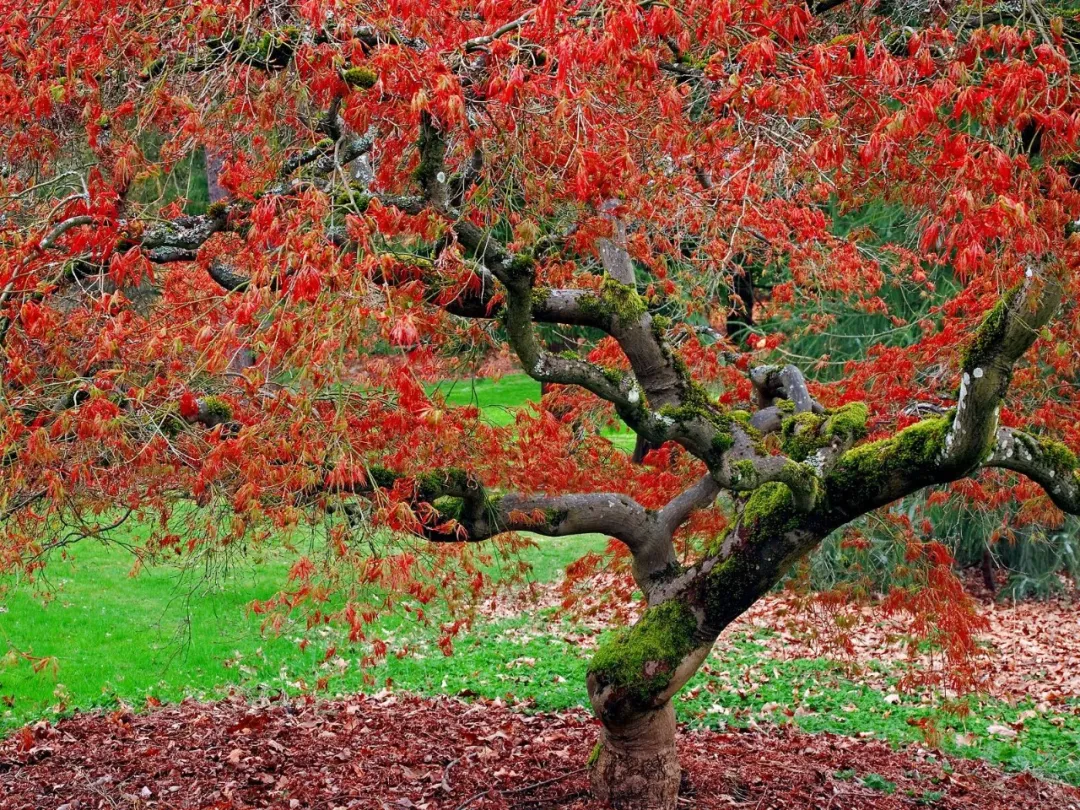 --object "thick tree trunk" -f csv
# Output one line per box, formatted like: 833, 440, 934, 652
591, 702, 680, 810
